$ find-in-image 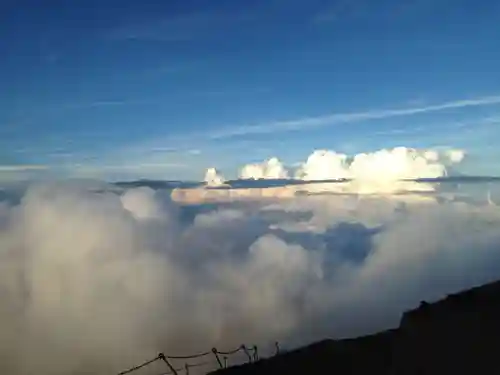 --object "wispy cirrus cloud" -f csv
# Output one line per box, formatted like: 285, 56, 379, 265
66, 162, 189, 181
208, 94, 500, 139
0, 165, 48, 172
370, 115, 500, 138
42, 95, 500, 181
83, 163, 186, 171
